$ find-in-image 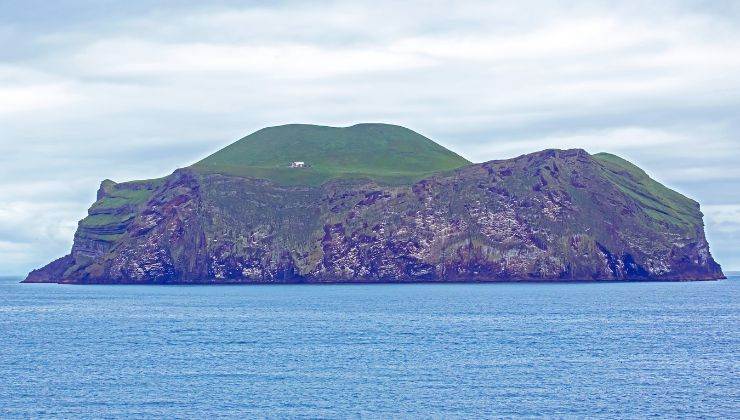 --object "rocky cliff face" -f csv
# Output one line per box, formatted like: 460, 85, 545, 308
25, 149, 723, 284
